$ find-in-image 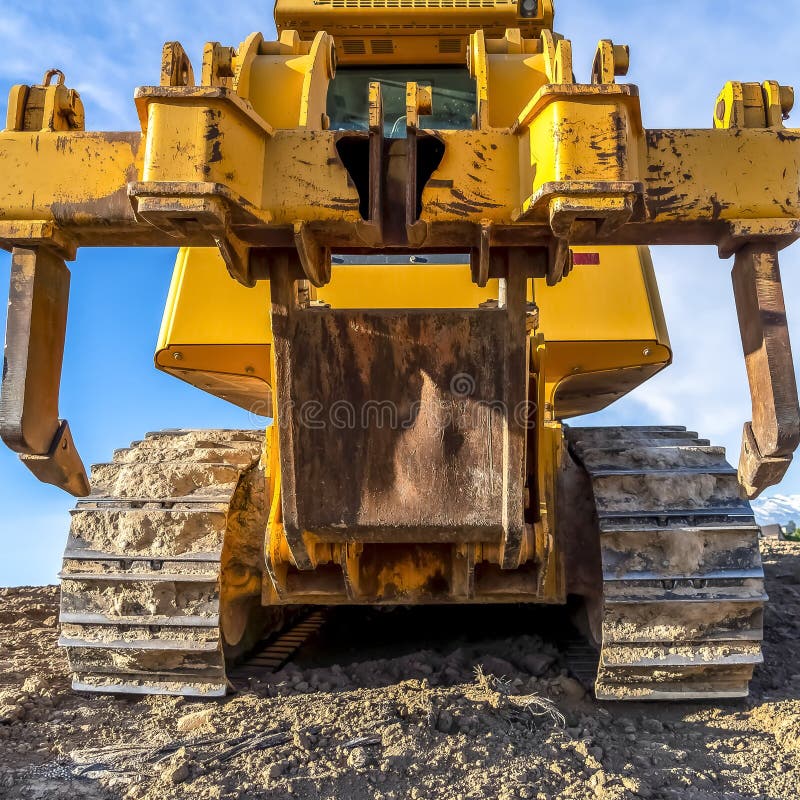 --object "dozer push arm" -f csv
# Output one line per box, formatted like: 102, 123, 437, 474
0, 30, 798, 497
